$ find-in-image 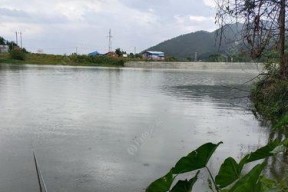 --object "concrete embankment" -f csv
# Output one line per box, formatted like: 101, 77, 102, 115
125, 61, 264, 73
